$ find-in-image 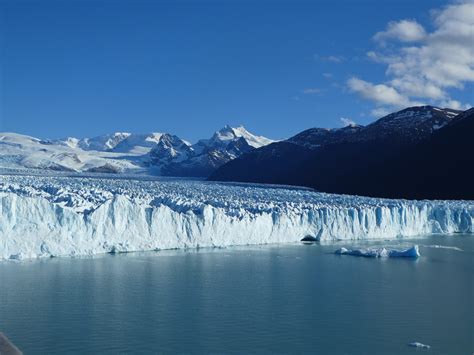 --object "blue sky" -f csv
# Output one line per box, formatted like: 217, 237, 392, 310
1, 0, 472, 142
